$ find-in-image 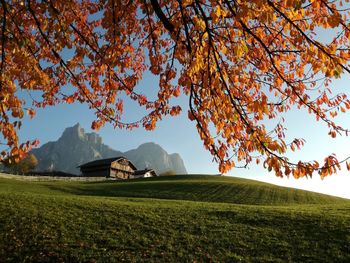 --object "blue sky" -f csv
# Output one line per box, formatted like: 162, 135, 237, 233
16, 68, 350, 199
